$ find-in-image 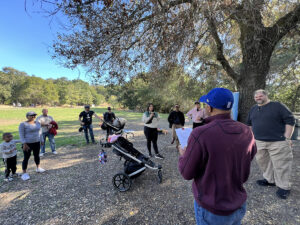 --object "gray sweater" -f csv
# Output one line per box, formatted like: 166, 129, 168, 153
19, 121, 42, 144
